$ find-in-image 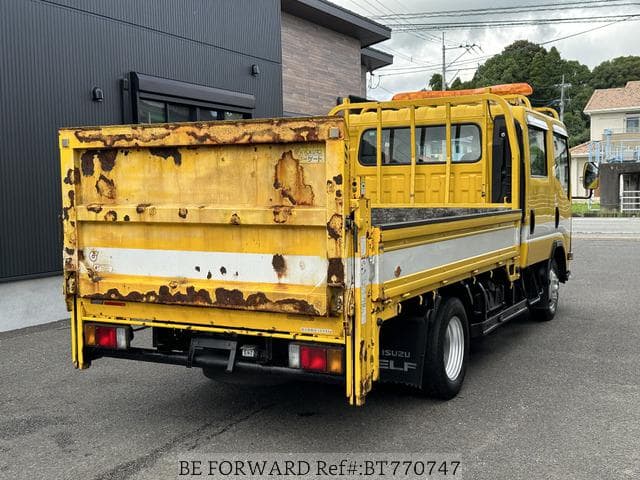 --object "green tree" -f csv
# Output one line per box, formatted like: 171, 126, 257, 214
461, 41, 593, 144
590, 56, 640, 89
429, 73, 443, 91
450, 77, 463, 89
